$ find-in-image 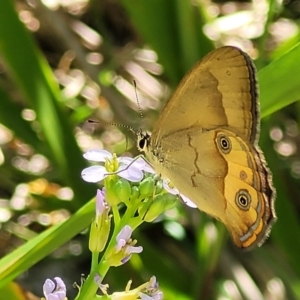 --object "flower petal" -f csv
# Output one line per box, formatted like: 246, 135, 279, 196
119, 156, 155, 174
118, 156, 134, 165
140, 293, 153, 300
126, 245, 143, 254
162, 180, 179, 195
181, 194, 197, 208
83, 150, 112, 162
43, 279, 55, 296
117, 225, 132, 241
143, 162, 155, 174
135, 157, 155, 173
43, 277, 66, 300
94, 274, 109, 294
163, 180, 197, 208
148, 276, 158, 289
118, 165, 144, 182
115, 238, 126, 252
81, 166, 107, 182
134, 157, 155, 174
96, 189, 106, 215
129, 157, 146, 169
153, 291, 164, 300
140, 292, 163, 300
